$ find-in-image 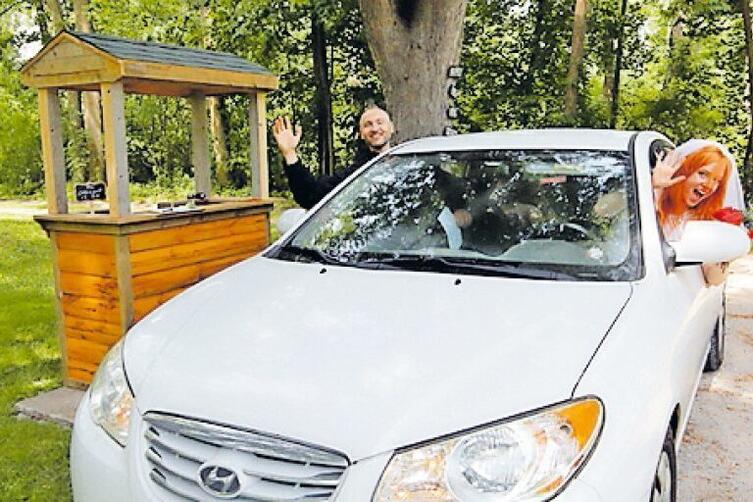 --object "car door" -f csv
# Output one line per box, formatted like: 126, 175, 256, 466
648, 139, 721, 432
